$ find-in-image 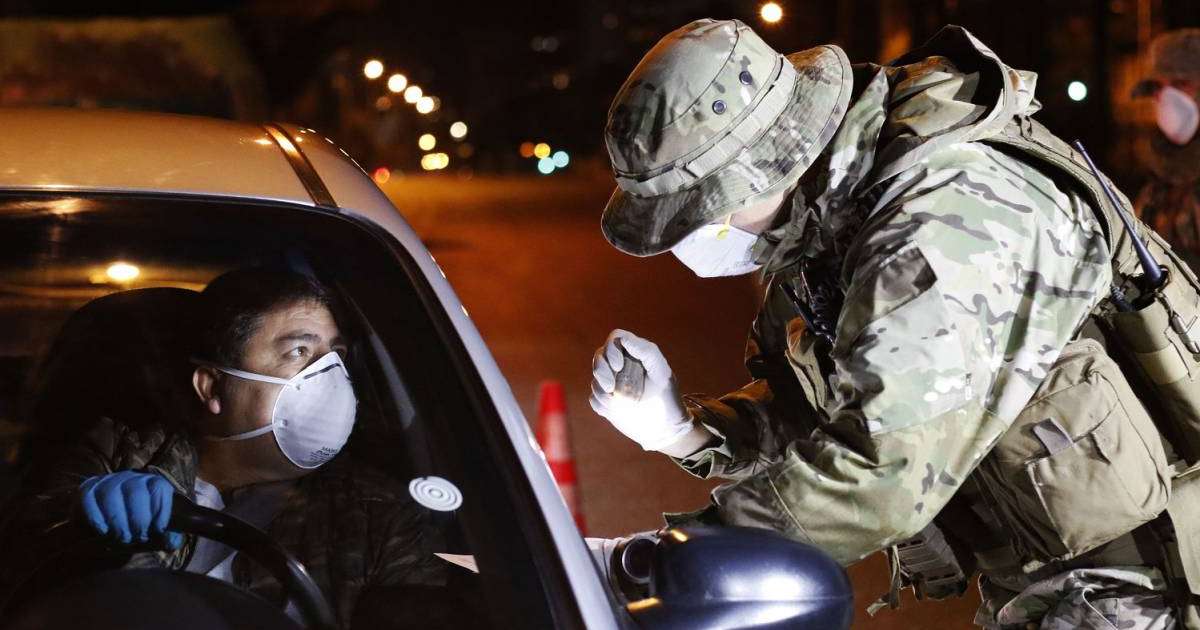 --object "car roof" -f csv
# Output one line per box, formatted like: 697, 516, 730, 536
0, 107, 323, 205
